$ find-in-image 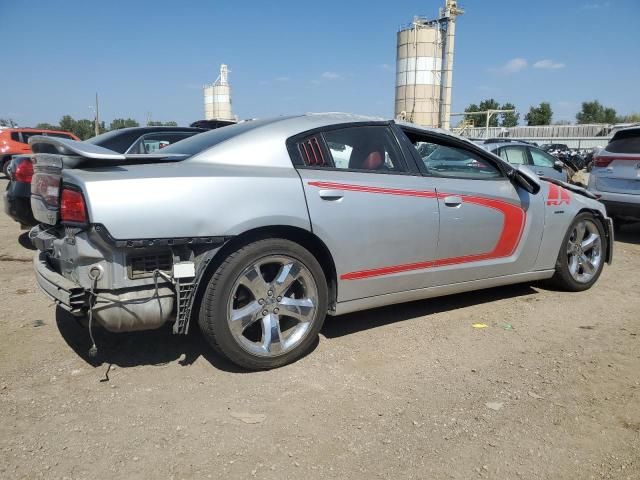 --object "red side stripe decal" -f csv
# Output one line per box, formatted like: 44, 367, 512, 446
306, 181, 526, 280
